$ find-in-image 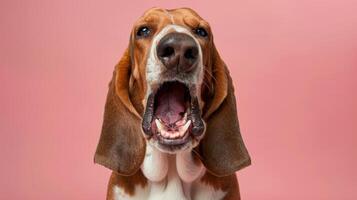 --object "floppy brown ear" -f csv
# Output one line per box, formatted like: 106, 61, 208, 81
94, 49, 146, 176
194, 46, 251, 177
